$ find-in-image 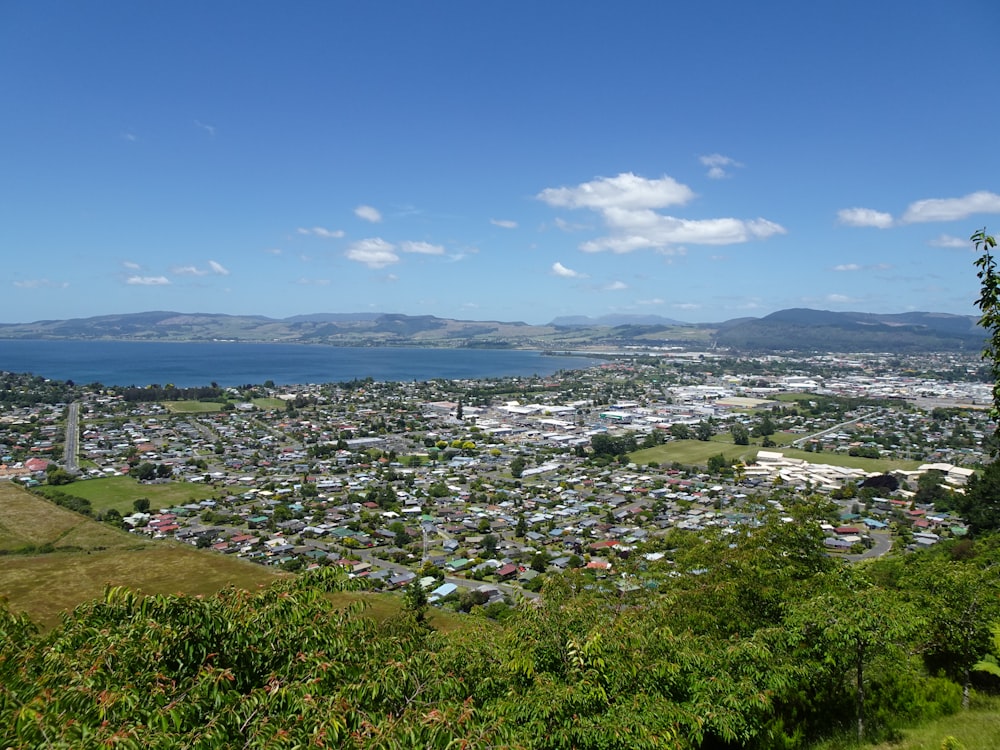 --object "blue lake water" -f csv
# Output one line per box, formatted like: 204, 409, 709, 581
0, 340, 601, 387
